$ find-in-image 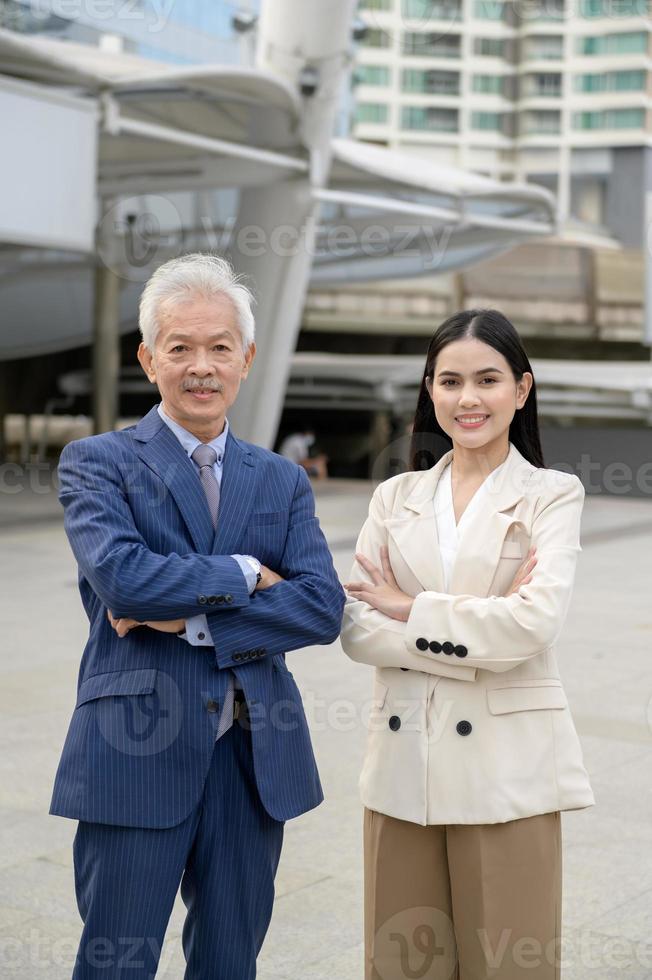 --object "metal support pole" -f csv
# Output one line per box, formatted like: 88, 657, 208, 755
644, 190, 652, 354
93, 198, 121, 434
